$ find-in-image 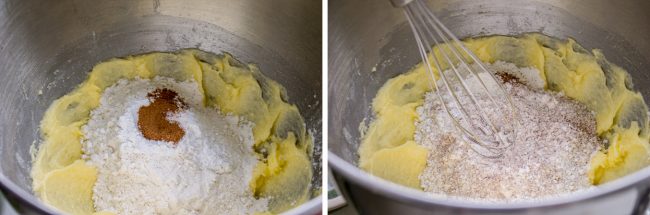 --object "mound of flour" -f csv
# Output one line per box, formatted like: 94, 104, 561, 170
416, 61, 601, 201
82, 76, 267, 214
